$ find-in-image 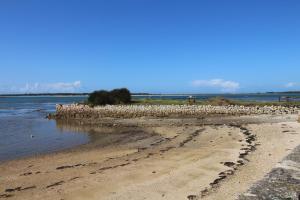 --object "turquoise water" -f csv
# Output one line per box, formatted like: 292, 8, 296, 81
0, 93, 299, 162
